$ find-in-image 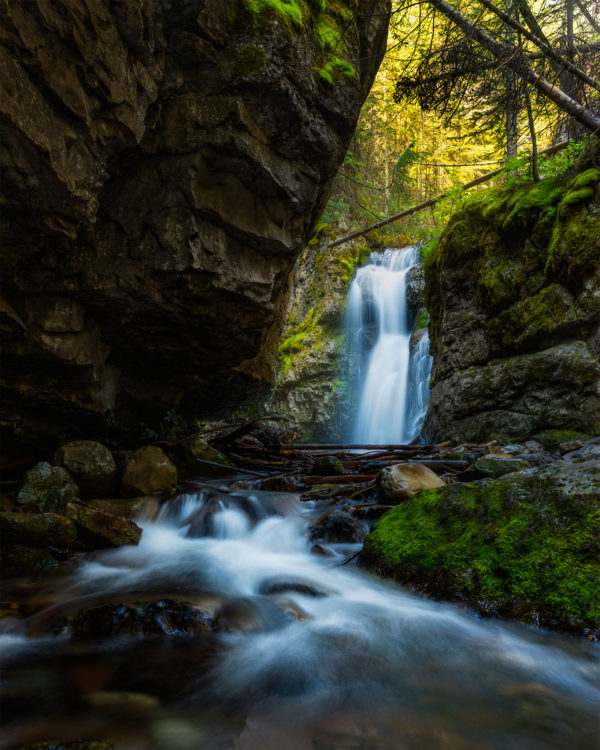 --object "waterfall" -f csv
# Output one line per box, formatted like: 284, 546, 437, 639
346, 246, 433, 444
